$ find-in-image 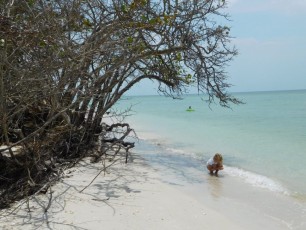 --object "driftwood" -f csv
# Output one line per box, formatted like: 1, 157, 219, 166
0, 112, 135, 209
104, 123, 135, 163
